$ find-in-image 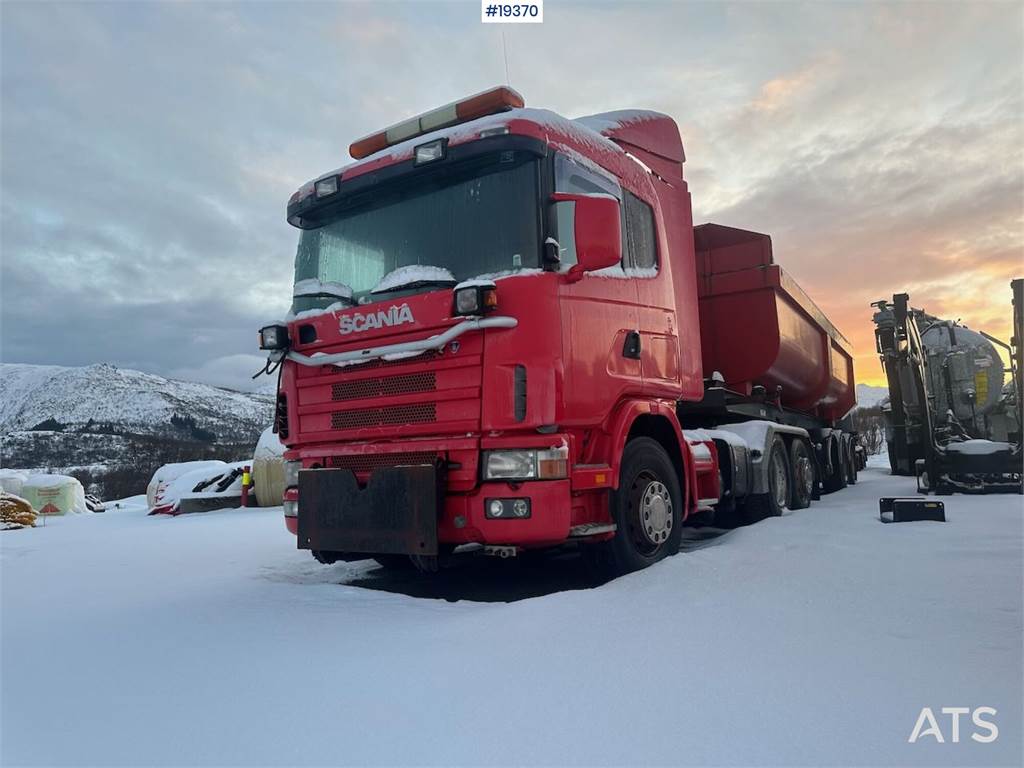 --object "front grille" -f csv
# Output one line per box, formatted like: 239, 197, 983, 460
331, 372, 436, 402
274, 394, 289, 439
330, 403, 437, 431
328, 451, 438, 473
